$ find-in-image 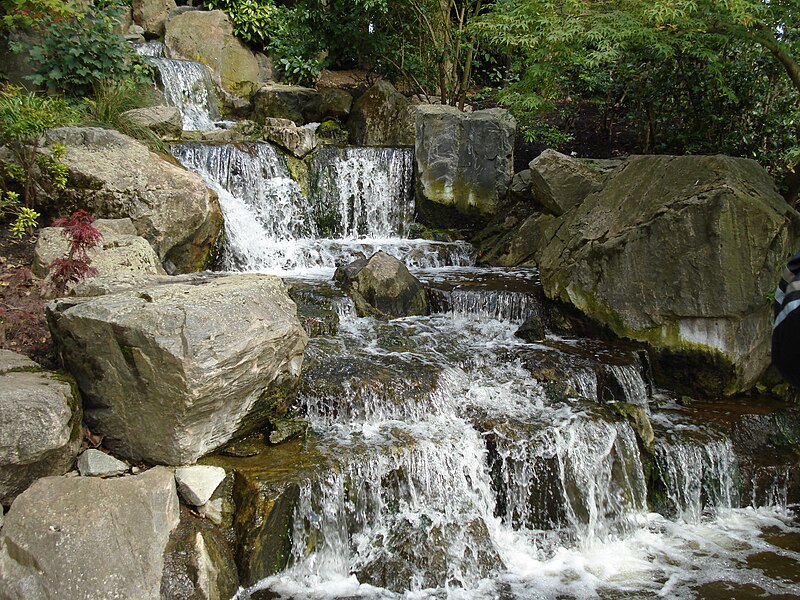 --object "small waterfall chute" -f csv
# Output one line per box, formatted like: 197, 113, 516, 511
134, 43, 221, 131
